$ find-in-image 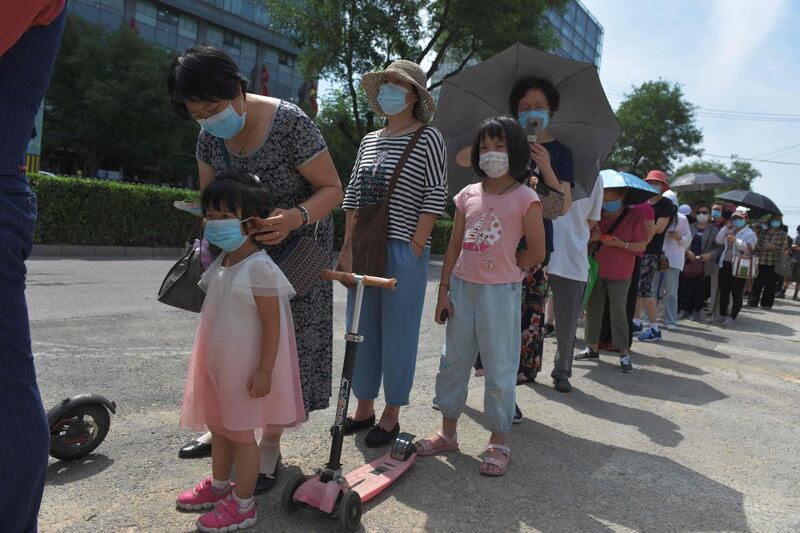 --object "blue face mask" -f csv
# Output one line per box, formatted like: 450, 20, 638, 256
603, 199, 622, 213
204, 219, 248, 252
711, 209, 722, 219
196, 100, 246, 139
518, 109, 550, 132
732, 218, 746, 229
377, 83, 409, 116
770, 219, 781, 228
